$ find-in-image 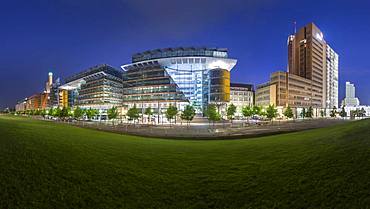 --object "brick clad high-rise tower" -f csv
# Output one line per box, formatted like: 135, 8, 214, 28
287, 23, 338, 108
